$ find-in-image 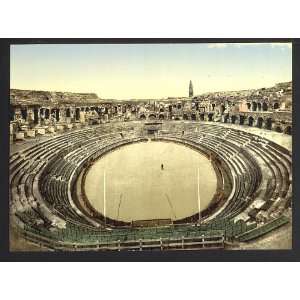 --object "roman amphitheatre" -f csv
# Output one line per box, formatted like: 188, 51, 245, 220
9, 81, 292, 251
